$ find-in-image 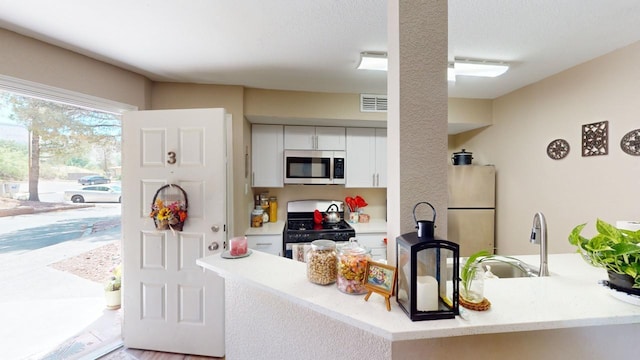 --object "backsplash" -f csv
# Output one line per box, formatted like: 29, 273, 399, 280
250, 186, 387, 223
